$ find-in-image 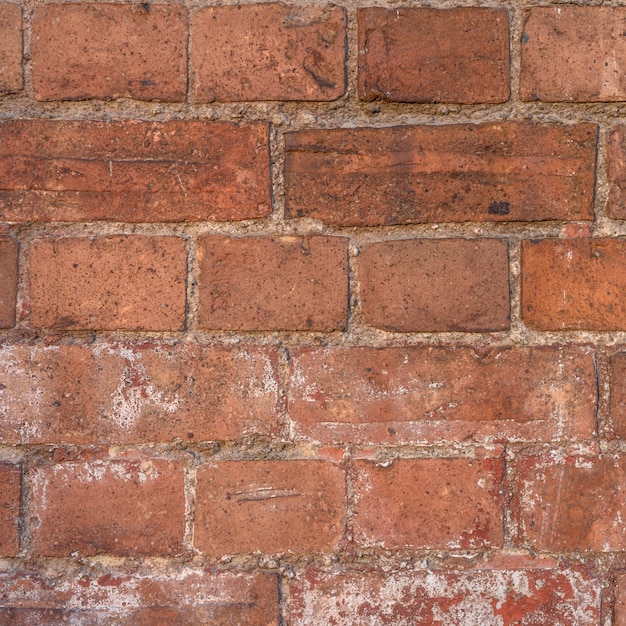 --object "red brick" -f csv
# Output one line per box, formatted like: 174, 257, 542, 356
615, 573, 626, 626
0, 343, 279, 445
0, 464, 20, 556
521, 7, 626, 102
0, 4, 22, 95
195, 460, 345, 554
30, 460, 184, 556
512, 453, 626, 551
0, 570, 278, 625
358, 8, 509, 103
607, 127, 626, 220
359, 238, 510, 332
0, 237, 18, 328
611, 352, 626, 440
353, 457, 503, 550
29, 236, 186, 331
288, 346, 596, 445
197, 235, 348, 331
288, 567, 601, 625
0, 120, 270, 222
32, 3, 186, 101
522, 238, 626, 331
191, 4, 345, 102
285, 123, 596, 225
